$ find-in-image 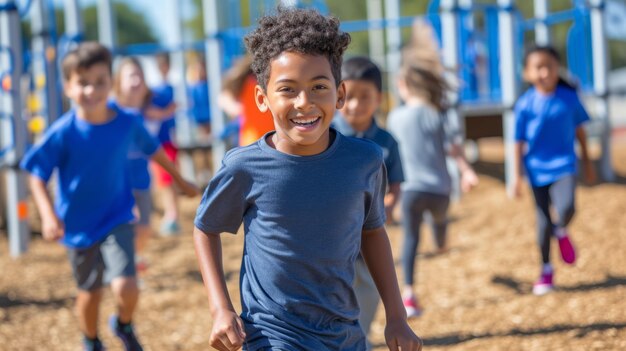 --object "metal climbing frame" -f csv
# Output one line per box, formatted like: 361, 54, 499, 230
1, 0, 29, 257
